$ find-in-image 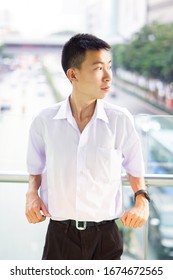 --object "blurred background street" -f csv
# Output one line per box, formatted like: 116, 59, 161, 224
0, 0, 173, 260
